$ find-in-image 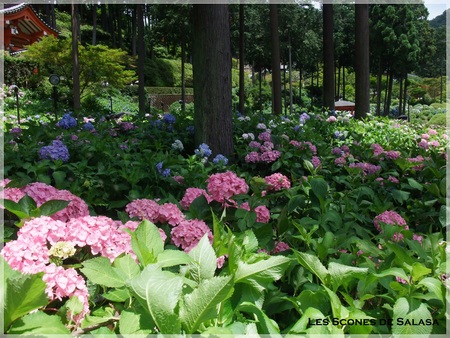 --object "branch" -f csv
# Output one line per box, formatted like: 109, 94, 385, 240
71, 317, 120, 337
